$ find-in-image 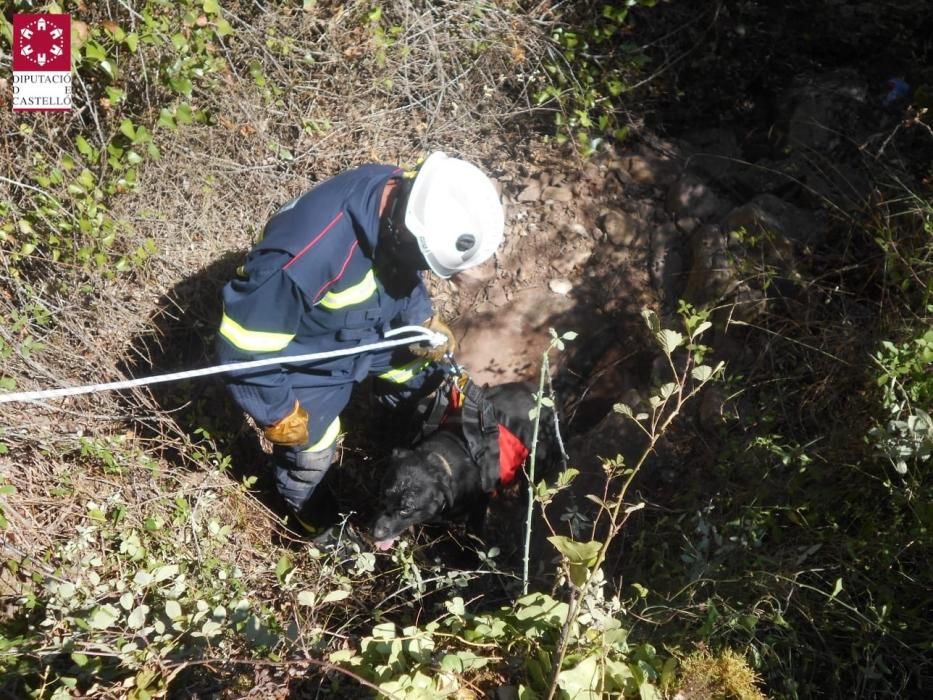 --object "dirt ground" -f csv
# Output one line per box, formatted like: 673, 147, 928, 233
433, 141, 659, 409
